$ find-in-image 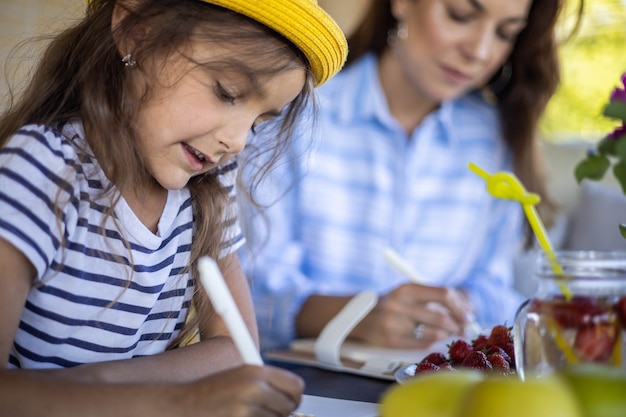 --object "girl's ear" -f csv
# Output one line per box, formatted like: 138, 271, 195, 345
111, 0, 146, 57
